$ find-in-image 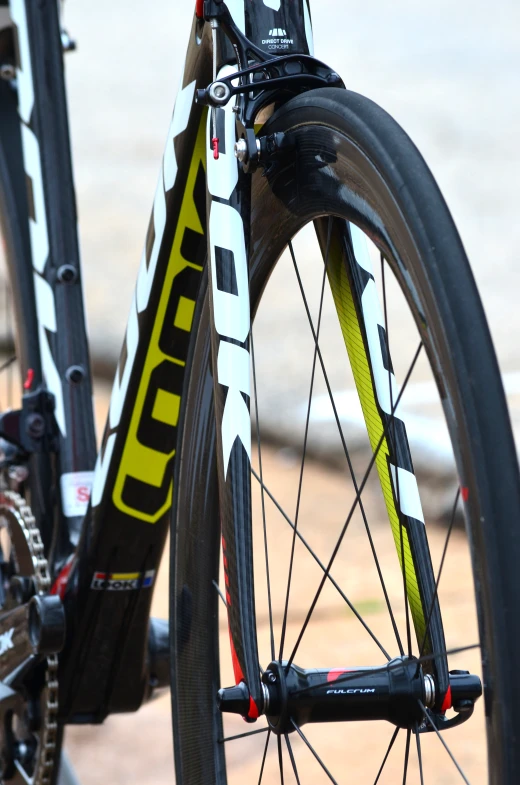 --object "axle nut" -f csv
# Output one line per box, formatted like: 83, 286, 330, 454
234, 139, 248, 162
208, 81, 231, 105
216, 682, 250, 715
